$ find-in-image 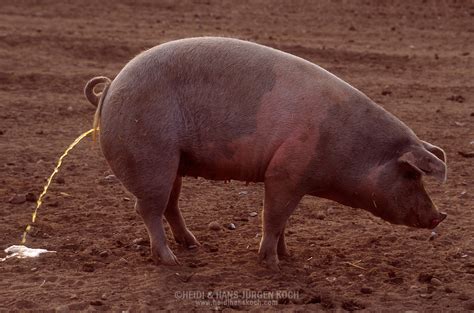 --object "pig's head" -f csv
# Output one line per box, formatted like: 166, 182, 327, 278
361, 141, 447, 229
